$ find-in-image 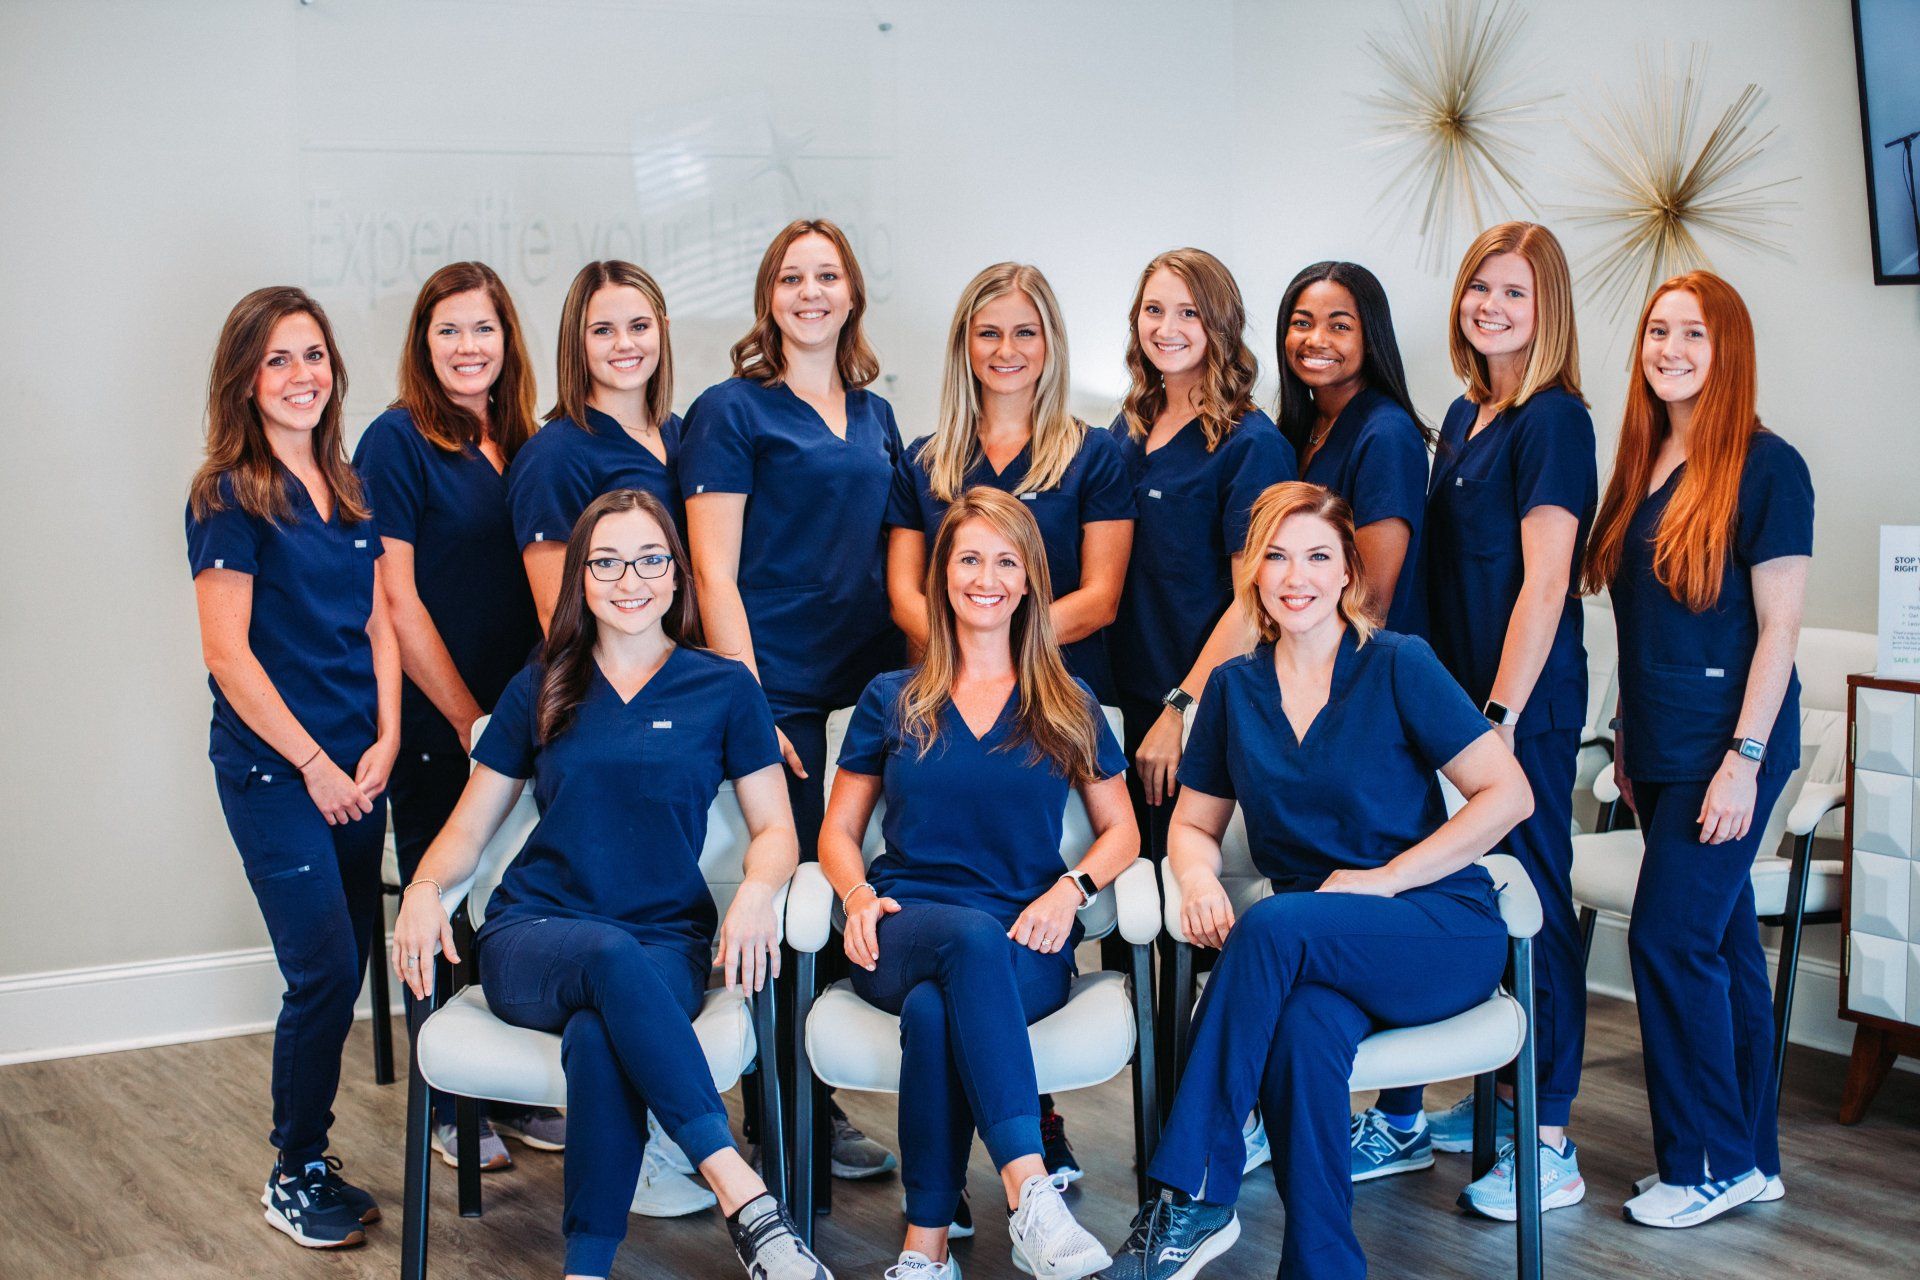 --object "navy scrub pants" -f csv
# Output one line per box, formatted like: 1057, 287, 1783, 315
1151, 887, 1507, 1280
478, 915, 736, 1278
1627, 771, 1788, 1186
388, 748, 475, 1126
215, 768, 386, 1169
849, 902, 1072, 1228
1378, 727, 1583, 1126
